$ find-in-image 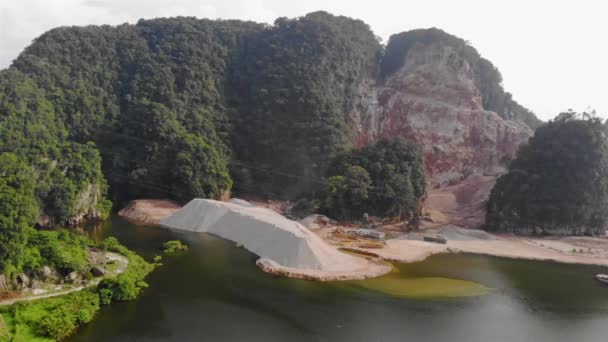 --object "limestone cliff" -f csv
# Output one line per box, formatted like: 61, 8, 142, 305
37, 183, 109, 228
351, 42, 534, 227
